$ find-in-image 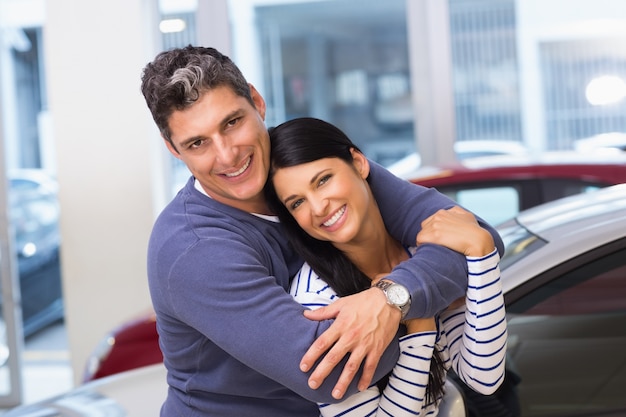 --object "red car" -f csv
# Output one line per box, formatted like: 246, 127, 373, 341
83, 311, 160, 382
404, 151, 626, 225
83, 151, 626, 382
